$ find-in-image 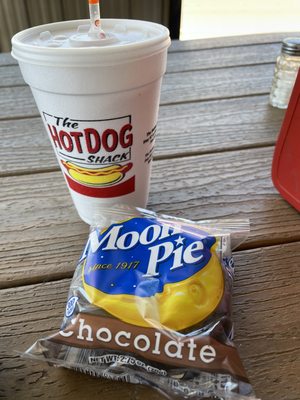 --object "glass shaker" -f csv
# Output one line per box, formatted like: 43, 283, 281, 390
270, 37, 300, 109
